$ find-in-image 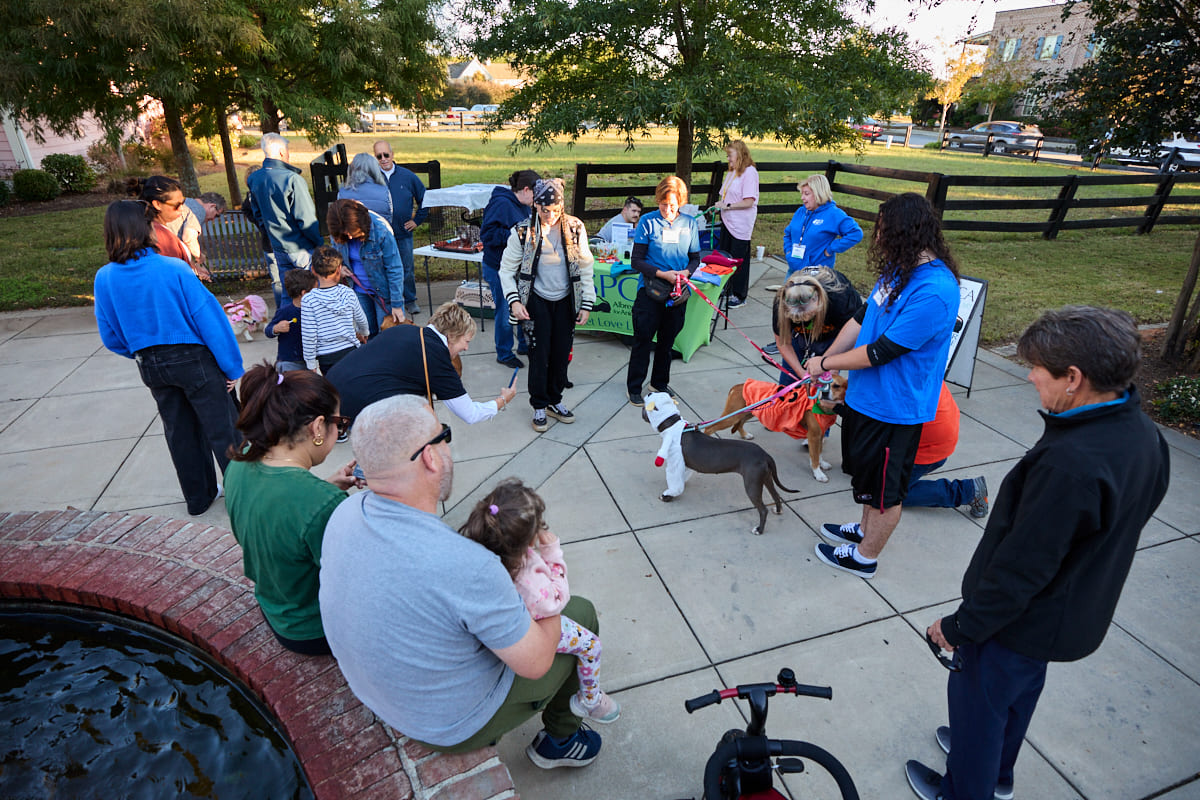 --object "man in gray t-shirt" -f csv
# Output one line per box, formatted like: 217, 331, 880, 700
319, 394, 603, 765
